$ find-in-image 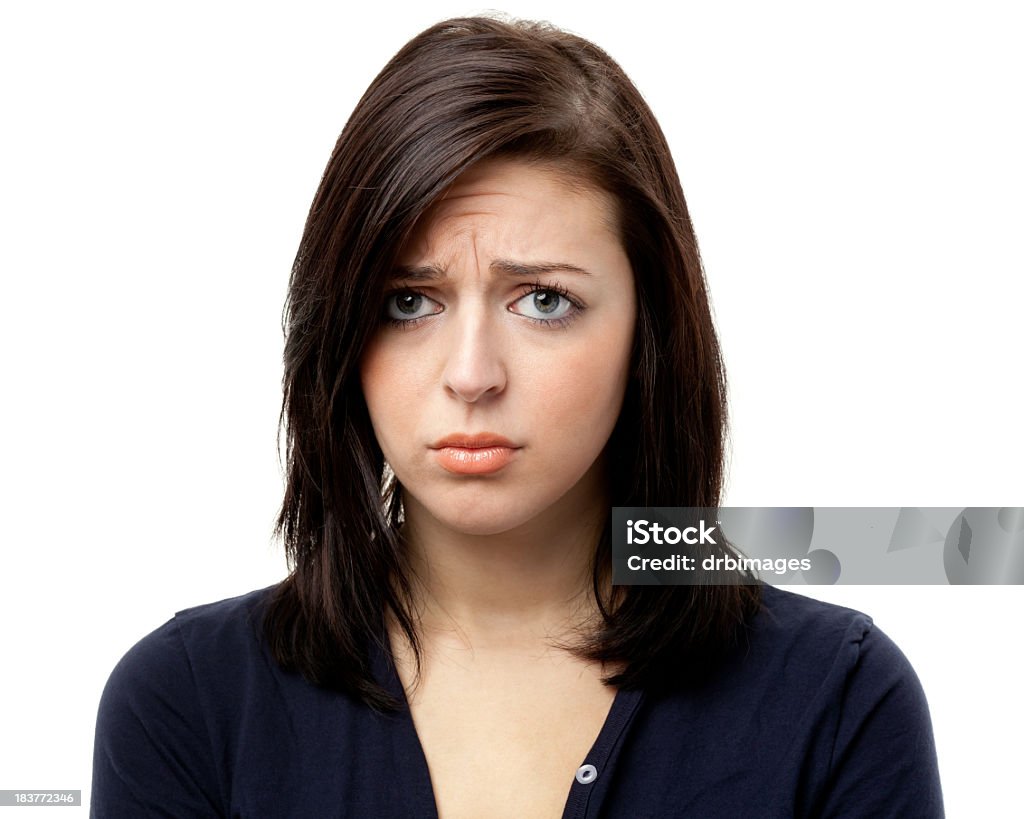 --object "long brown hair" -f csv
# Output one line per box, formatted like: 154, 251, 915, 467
263, 16, 760, 709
